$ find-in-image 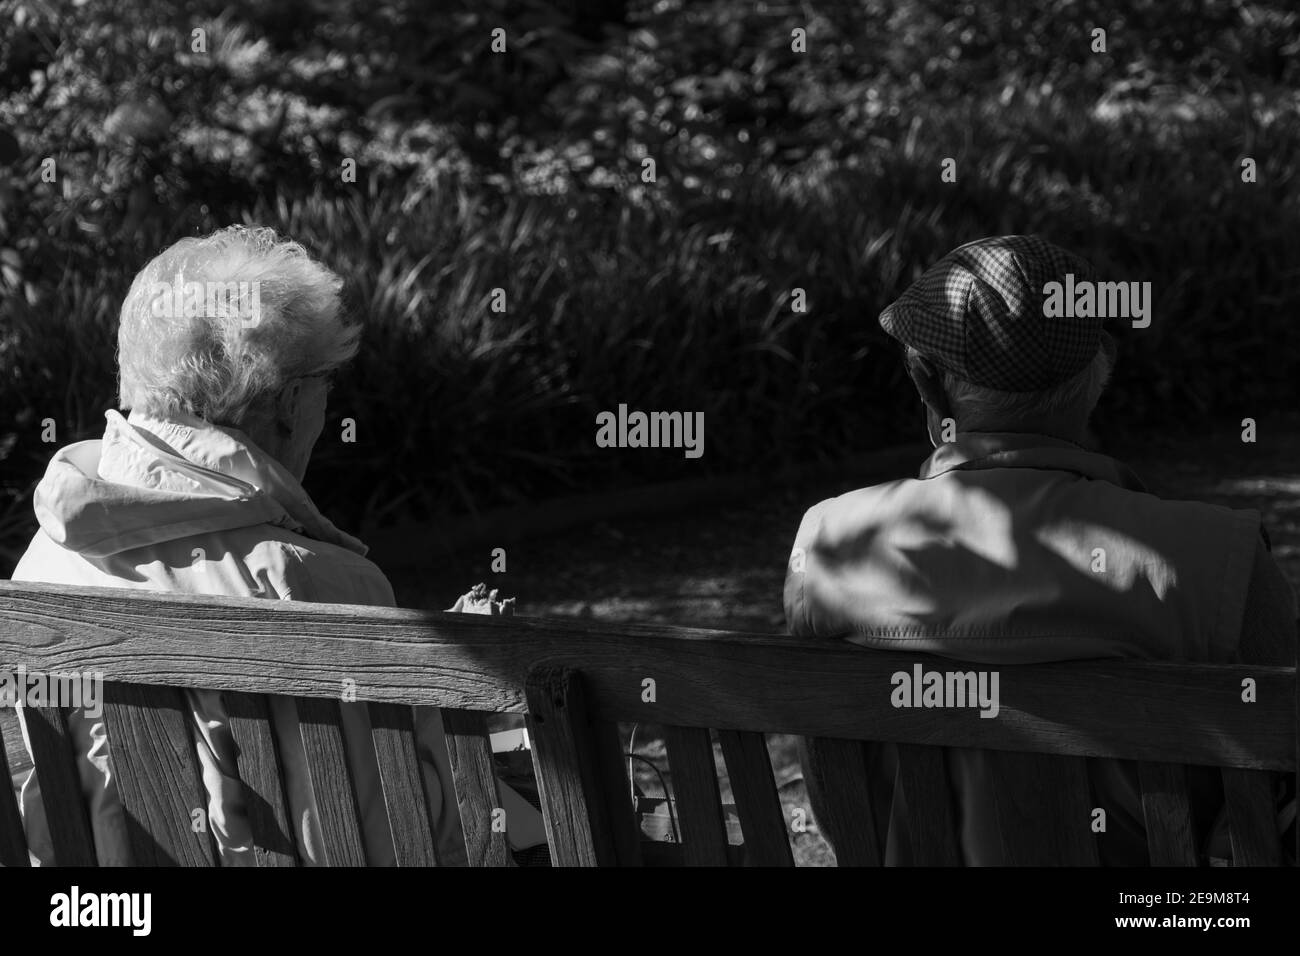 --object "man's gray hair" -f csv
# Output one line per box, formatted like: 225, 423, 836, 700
940, 344, 1114, 431
117, 226, 359, 427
